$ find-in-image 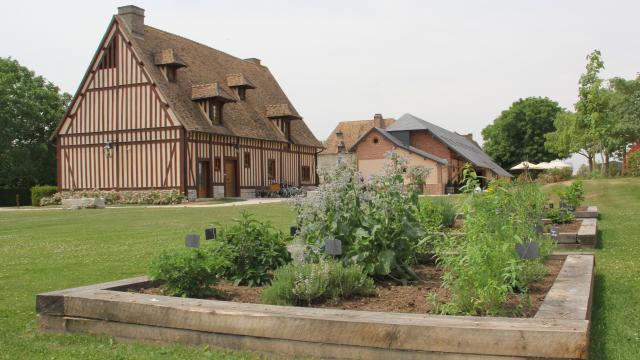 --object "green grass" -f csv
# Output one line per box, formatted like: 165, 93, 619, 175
0, 204, 294, 359
543, 178, 640, 358
1, 179, 639, 358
